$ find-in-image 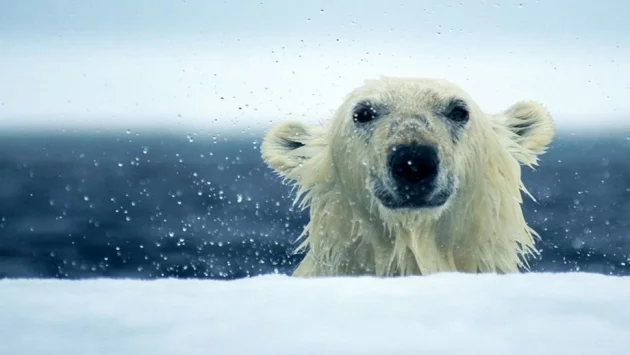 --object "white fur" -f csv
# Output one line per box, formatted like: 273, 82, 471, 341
261, 77, 554, 277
